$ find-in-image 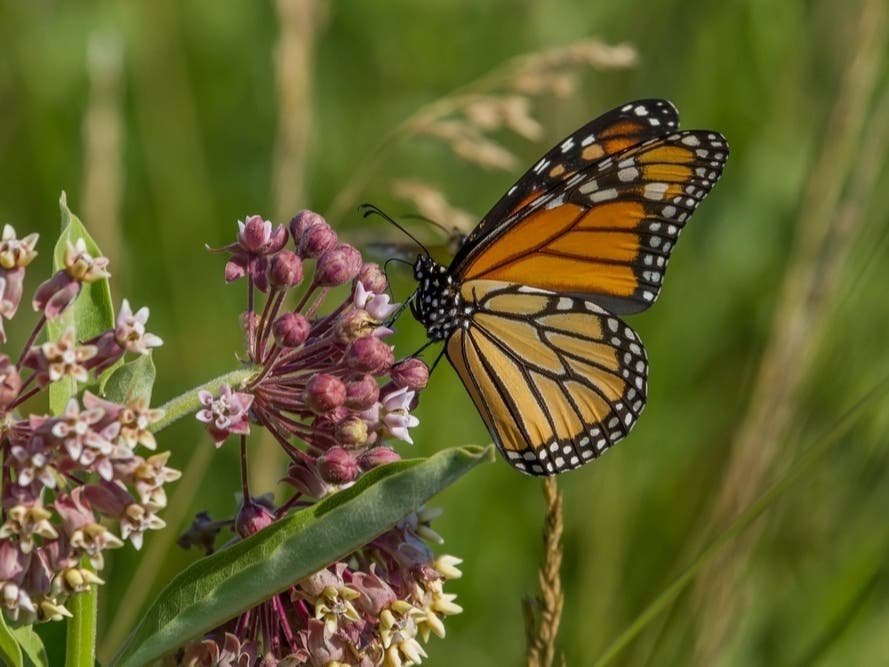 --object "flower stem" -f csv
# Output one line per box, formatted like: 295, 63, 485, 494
65, 559, 98, 667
